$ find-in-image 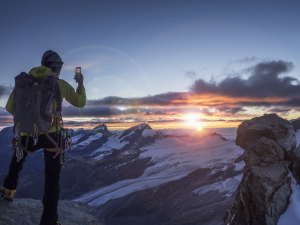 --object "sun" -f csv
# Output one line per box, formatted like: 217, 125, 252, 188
197, 125, 202, 130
